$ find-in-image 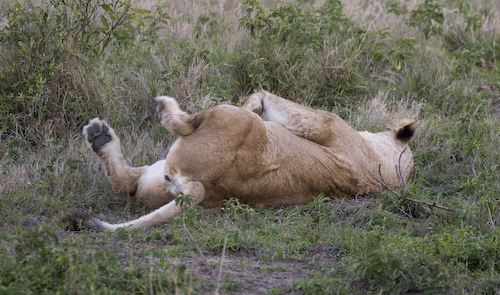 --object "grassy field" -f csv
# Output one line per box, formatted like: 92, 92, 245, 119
1, 0, 500, 294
